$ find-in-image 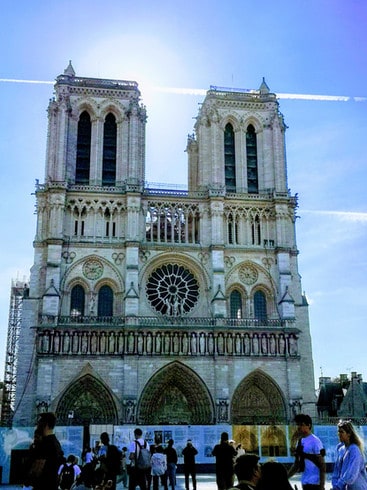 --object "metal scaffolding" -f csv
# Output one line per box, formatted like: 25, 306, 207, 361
1, 279, 28, 426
